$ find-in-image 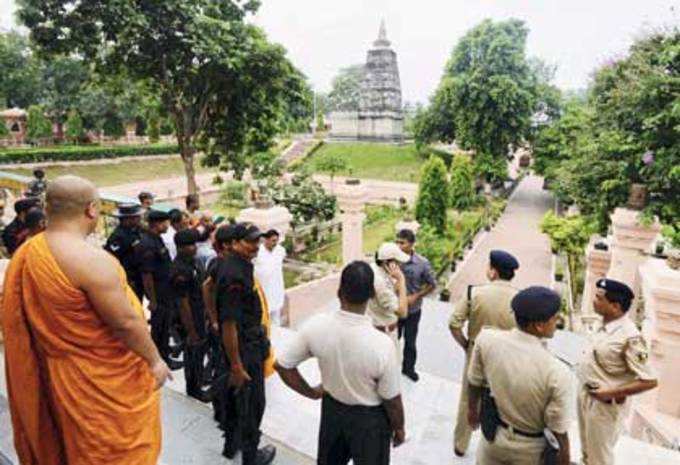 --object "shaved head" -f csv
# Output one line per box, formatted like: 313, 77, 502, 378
46, 176, 99, 219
